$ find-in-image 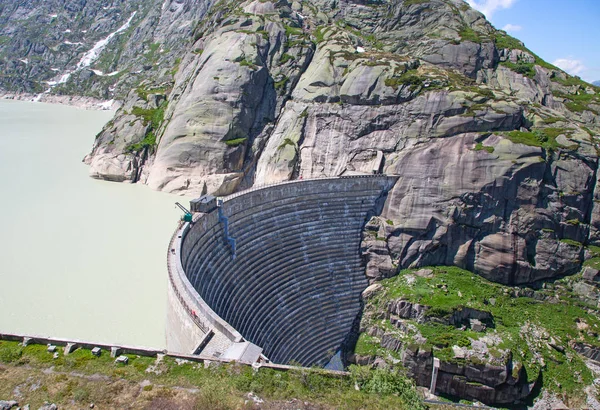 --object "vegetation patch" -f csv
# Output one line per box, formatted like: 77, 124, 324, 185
280, 53, 295, 64
500, 60, 536, 78
0, 341, 424, 409
274, 76, 289, 91
554, 90, 600, 114
313, 26, 329, 43
504, 128, 568, 151
284, 25, 303, 37
403, 0, 429, 5
493, 32, 525, 51
238, 58, 259, 70
458, 26, 481, 43
473, 142, 494, 153
384, 69, 423, 91
126, 102, 167, 153
359, 266, 600, 399
224, 137, 247, 147
136, 86, 170, 101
